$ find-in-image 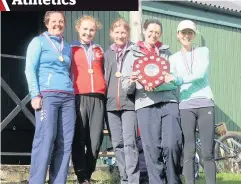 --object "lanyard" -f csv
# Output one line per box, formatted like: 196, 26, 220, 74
181, 47, 194, 74
144, 42, 159, 56
116, 42, 128, 73
43, 32, 63, 57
